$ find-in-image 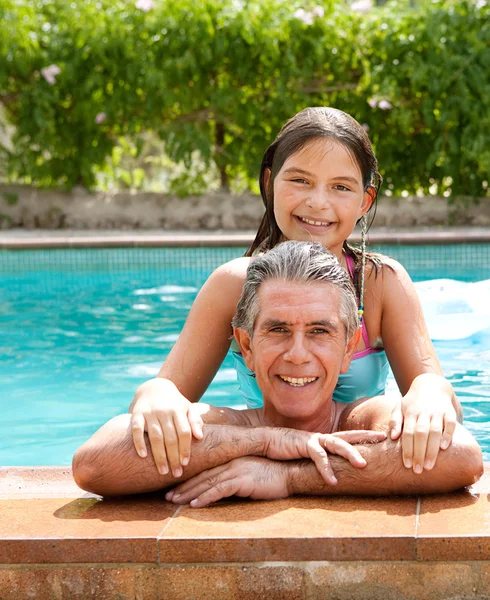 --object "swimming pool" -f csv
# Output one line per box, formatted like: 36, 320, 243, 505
1, 245, 489, 465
